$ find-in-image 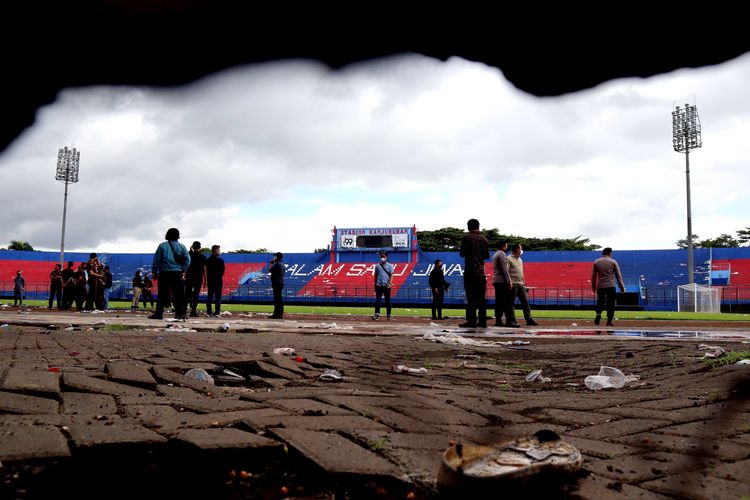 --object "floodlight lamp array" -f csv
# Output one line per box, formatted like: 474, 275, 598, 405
672, 104, 702, 153
55, 147, 80, 183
